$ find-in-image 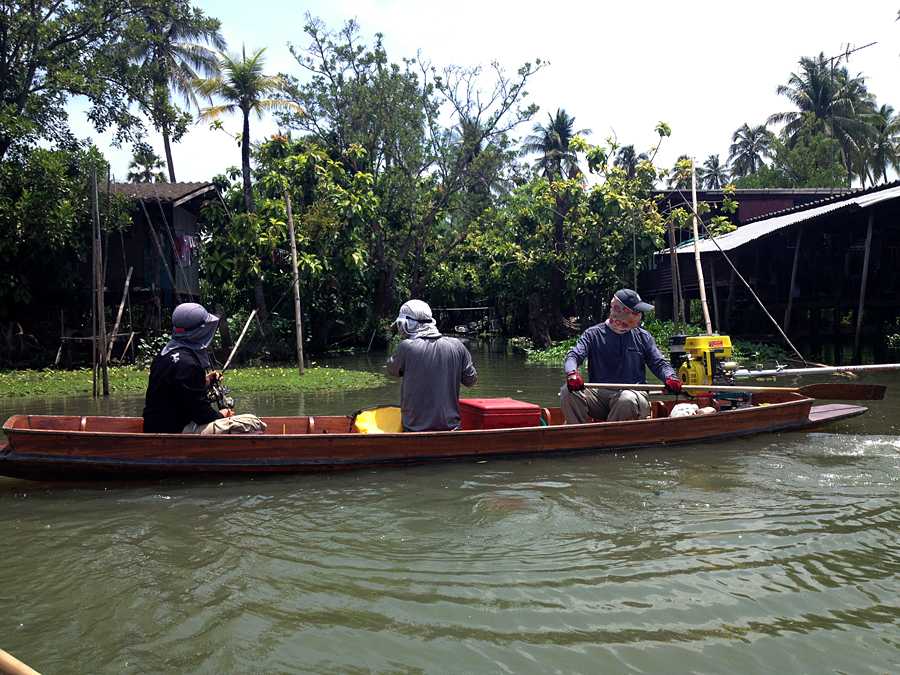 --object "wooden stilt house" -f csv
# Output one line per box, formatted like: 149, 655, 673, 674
640, 182, 900, 363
